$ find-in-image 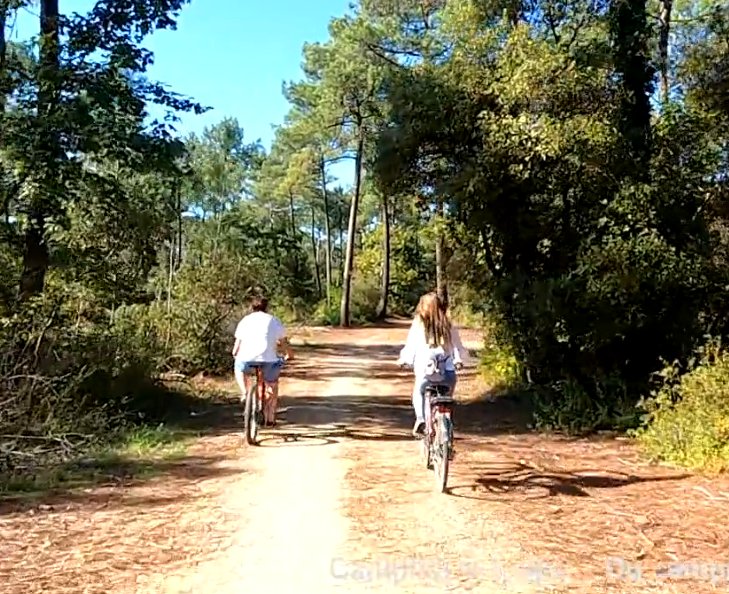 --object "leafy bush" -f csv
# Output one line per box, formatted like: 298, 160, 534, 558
476, 307, 641, 433
0, 292, 172, 476
309, 278, 380, 326
449, 284, 487, 328
633, 341, 729, 472
478, 314, 522, 392
529, 375, 639, 434
311, 288, 343, 326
